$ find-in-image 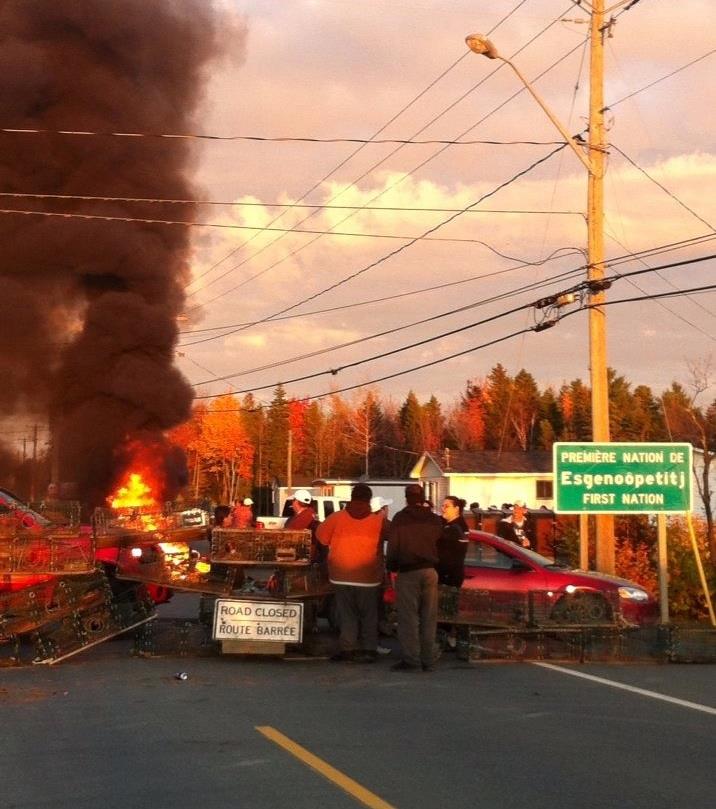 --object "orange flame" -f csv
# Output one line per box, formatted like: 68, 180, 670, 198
109, 472, 157, 510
